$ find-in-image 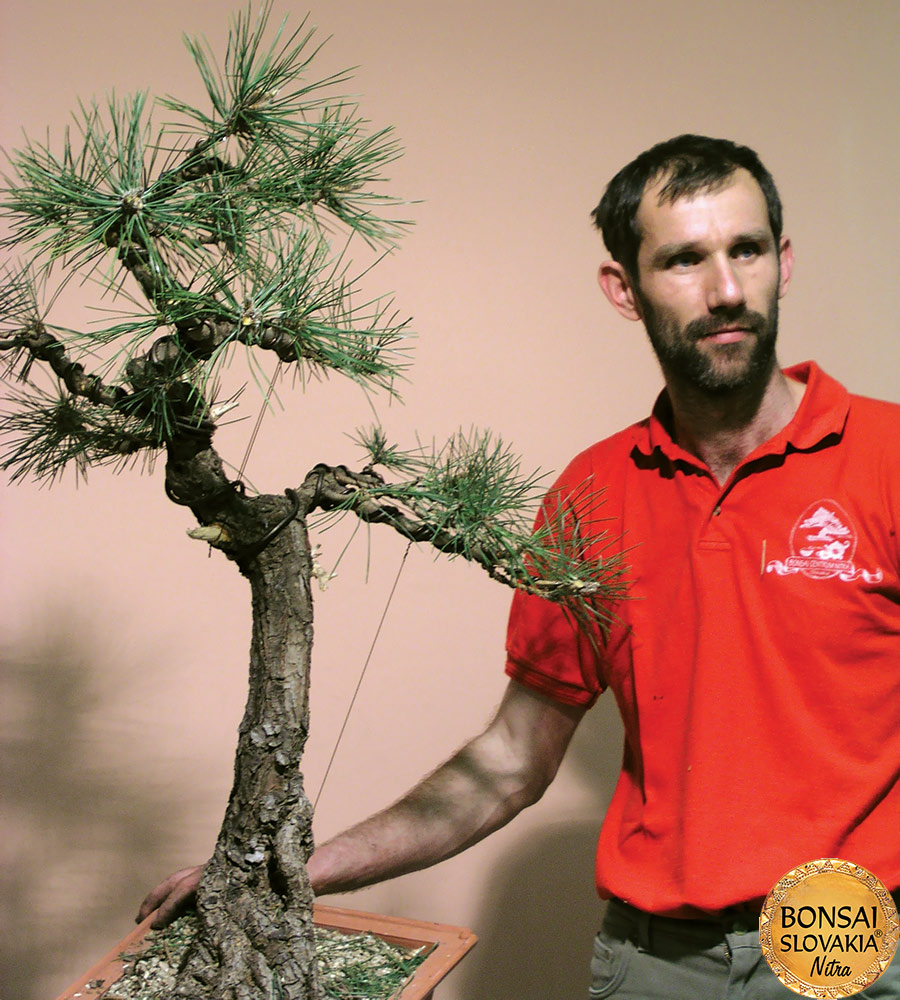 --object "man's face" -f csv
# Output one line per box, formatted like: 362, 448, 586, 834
630, 168, 791, 394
